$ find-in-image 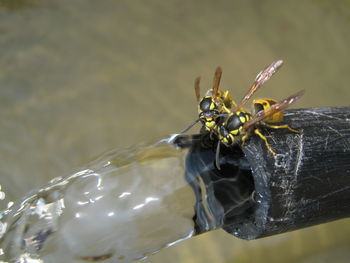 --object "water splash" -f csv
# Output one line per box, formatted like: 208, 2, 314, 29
0, 134, 254, 263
